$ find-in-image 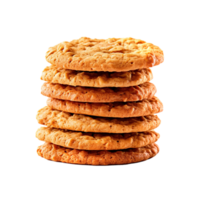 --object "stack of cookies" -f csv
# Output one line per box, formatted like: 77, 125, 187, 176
36, 37, 164, 165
